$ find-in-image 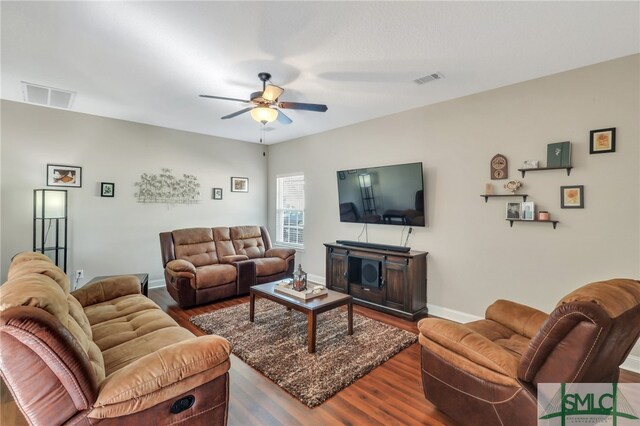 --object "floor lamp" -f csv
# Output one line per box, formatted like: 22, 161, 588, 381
33, 189, 68, 272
